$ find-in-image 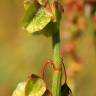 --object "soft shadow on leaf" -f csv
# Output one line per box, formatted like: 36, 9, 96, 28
33, 21, 60, 37
32, 22, 54, 36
